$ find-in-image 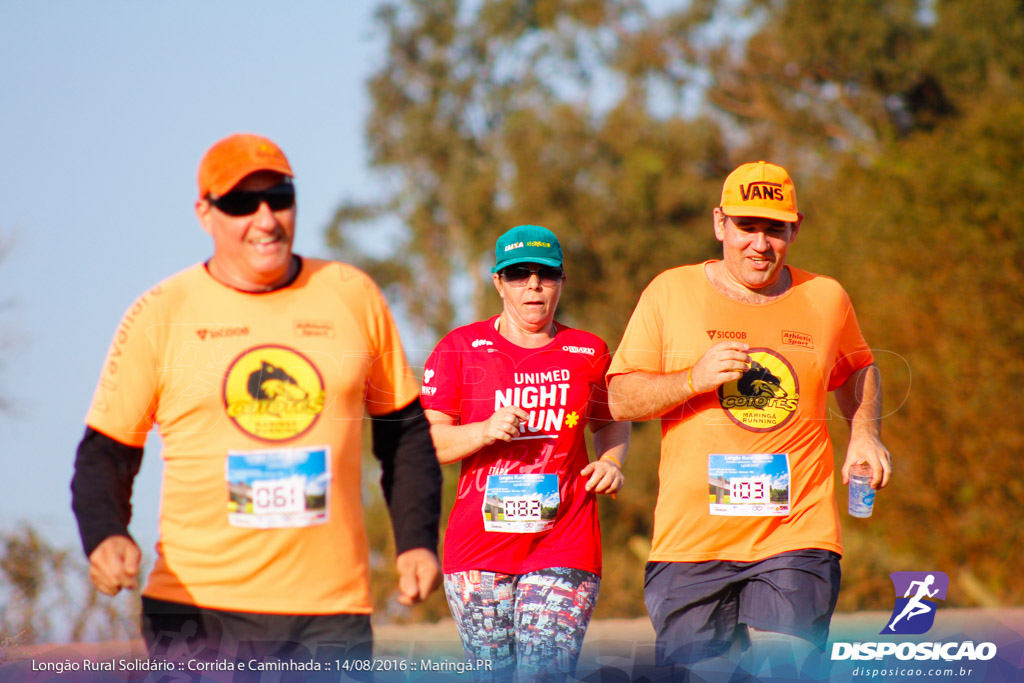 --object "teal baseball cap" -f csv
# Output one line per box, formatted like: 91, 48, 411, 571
492, 225, 564, 273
